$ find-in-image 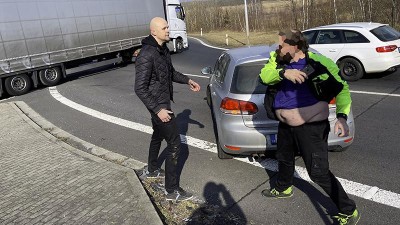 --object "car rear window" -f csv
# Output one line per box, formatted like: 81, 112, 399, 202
370, 25, 400, 42
230, 61, 267, 94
